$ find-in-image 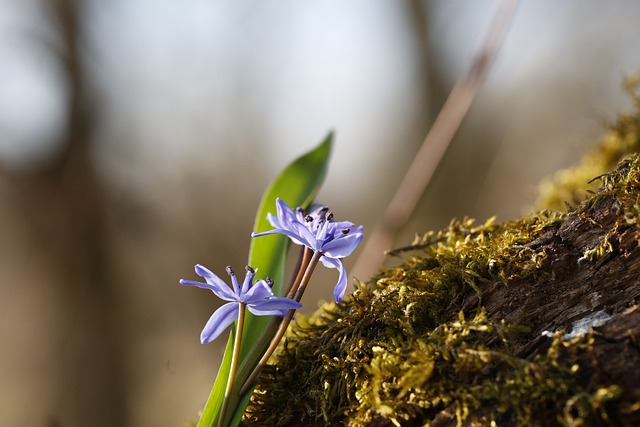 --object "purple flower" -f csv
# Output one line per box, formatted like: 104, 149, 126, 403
252, 198, 364, 302
180, 264, 302, 344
